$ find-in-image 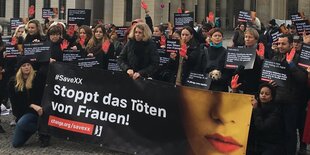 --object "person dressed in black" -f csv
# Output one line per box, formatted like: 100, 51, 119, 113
8, 57, 49, 147
118, 22, 159, 80
86, 24, 115, 70
194, 28, 229, 91
251, 83, 285, 155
